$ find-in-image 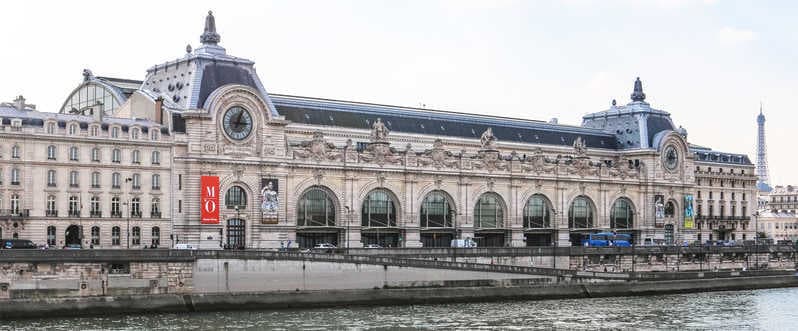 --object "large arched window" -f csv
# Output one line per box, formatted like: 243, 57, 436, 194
420, 191, 454, 228
524, 194, 551, 228
611, 198, 634, 229
474, 193, 504, 228
568, 196, 595, 229
361, 189, 397, 227
60, 82, 122, 115
225, 186, 247, 209
297, 187, 336, 226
